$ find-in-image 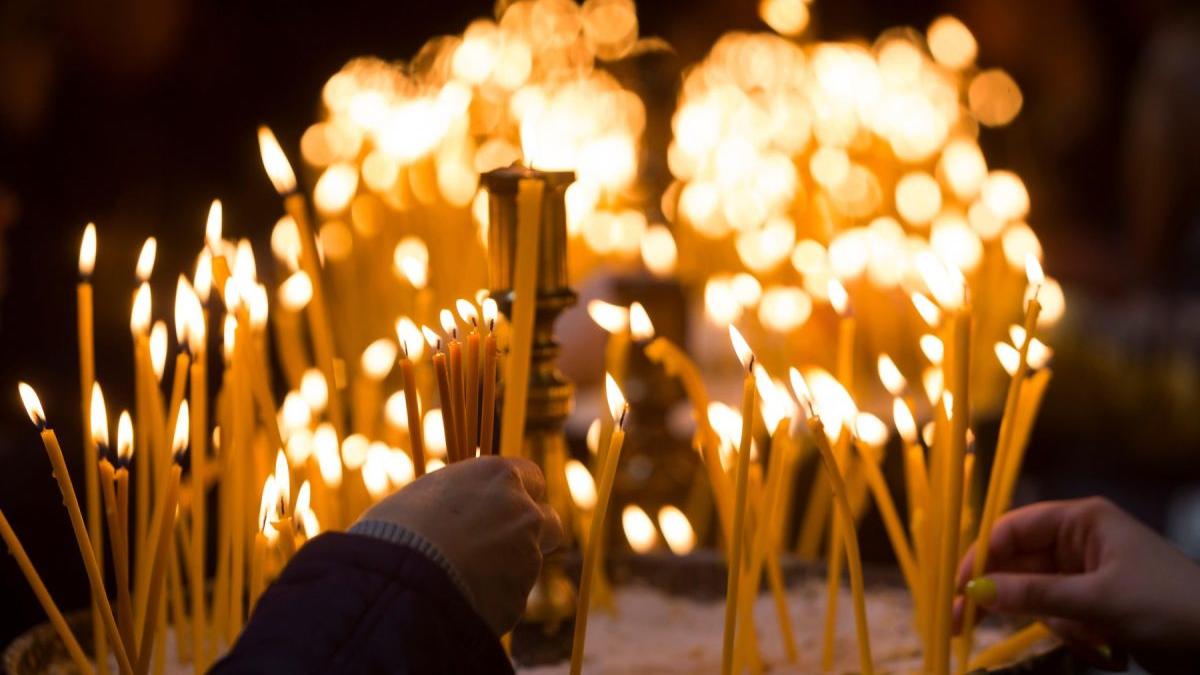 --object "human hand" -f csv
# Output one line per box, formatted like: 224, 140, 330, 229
957, 497, 1200, 672
357, 456, 564, 635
